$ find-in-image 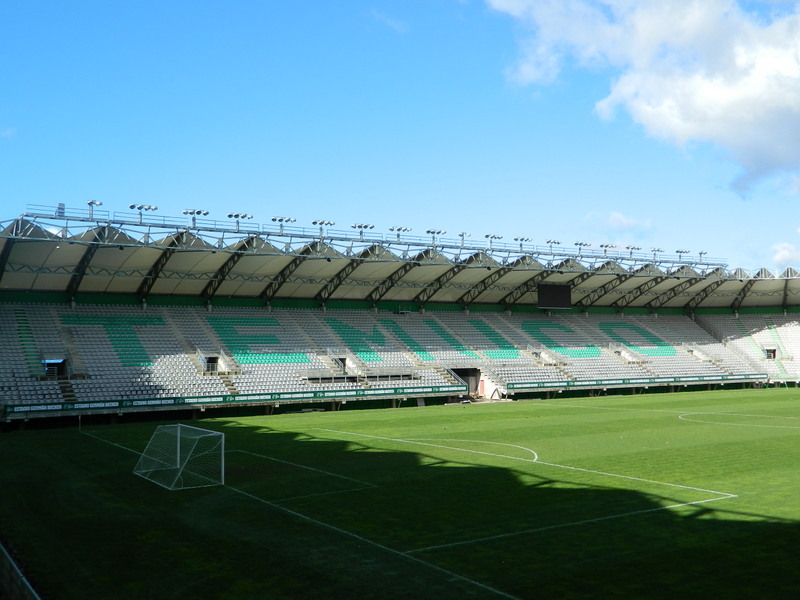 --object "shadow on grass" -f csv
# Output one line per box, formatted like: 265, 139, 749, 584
0, 418, 799, 600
